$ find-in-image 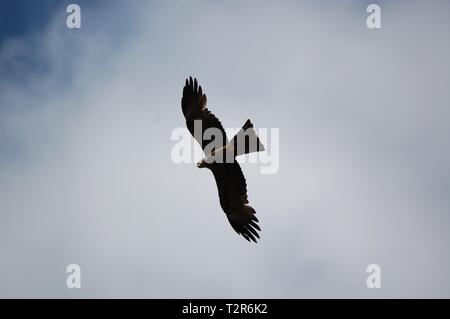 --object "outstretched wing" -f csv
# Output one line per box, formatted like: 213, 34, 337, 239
181, 77, 228, 151
210, 162, 261, 243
